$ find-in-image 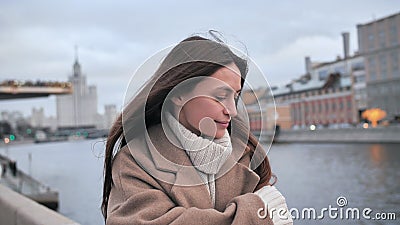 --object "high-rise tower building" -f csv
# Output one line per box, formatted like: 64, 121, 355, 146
56, 51, 98, 128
